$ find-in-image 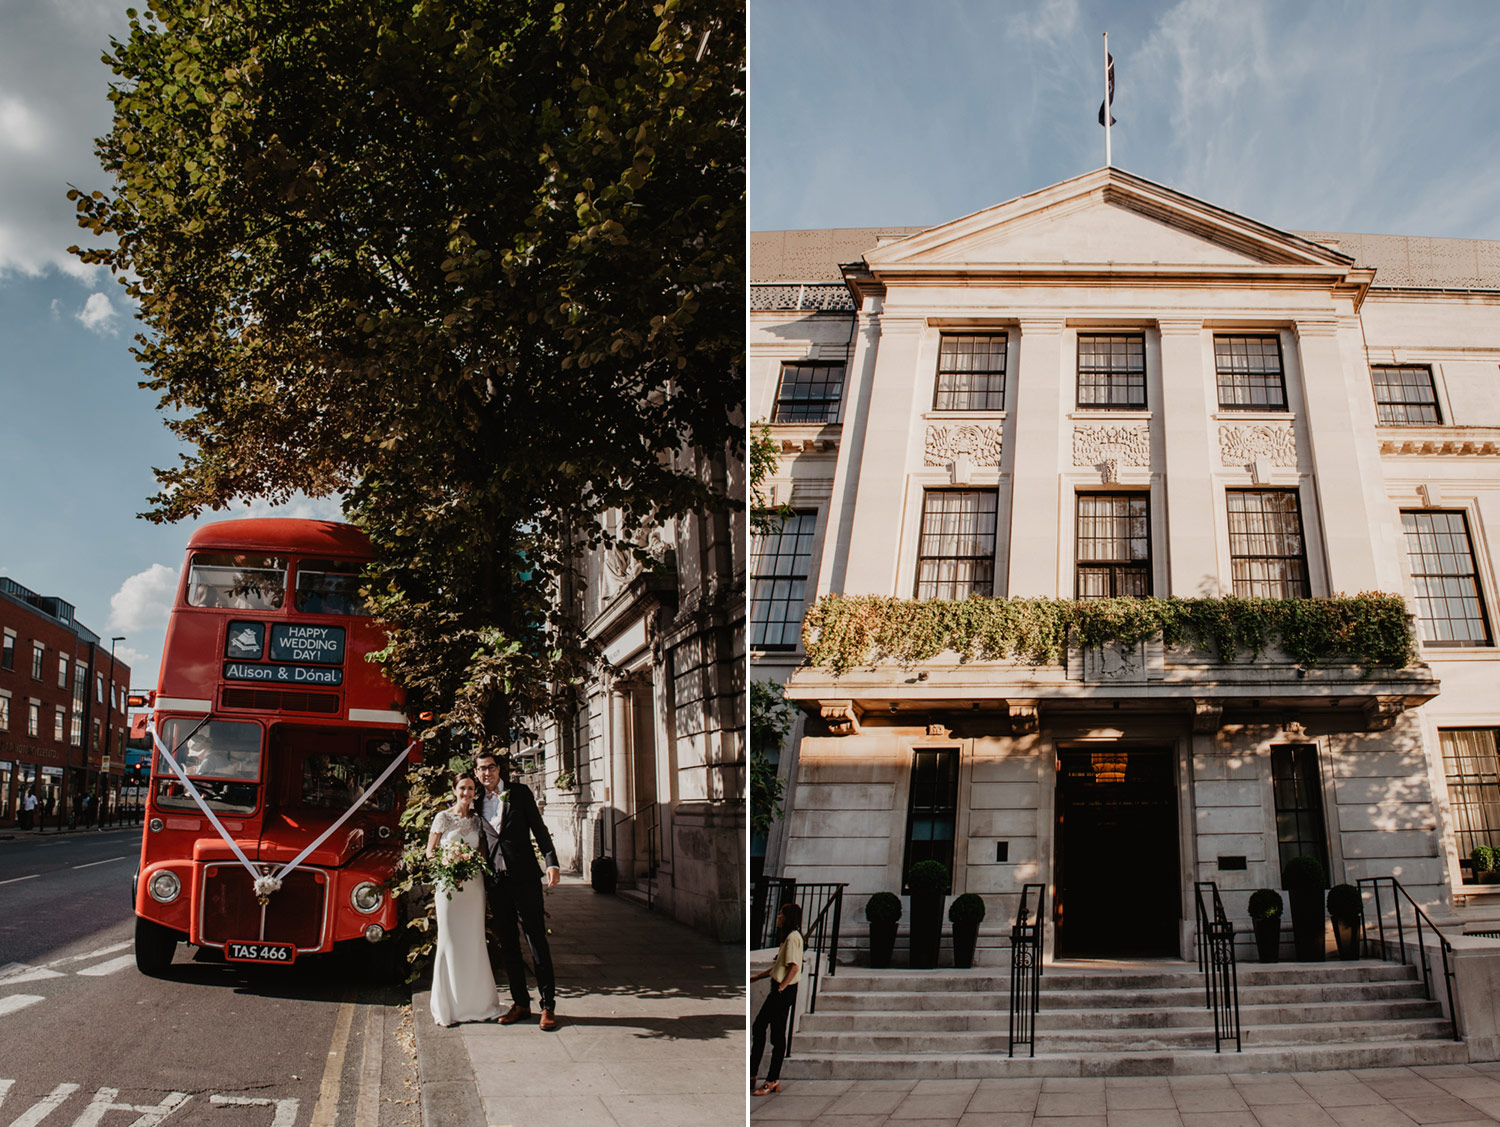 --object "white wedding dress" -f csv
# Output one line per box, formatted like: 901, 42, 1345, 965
428, 809, 504, 1027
